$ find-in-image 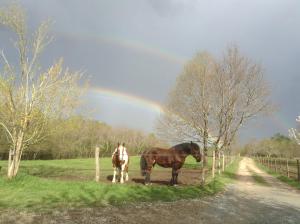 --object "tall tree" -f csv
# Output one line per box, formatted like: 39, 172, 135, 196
289, 116, 300, 145
157, 46, 272, 153
0, 4, 84, 178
